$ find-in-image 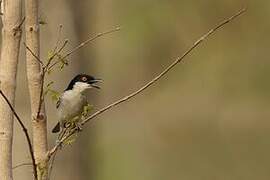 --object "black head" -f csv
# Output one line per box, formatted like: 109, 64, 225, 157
66, 74, 101, 90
